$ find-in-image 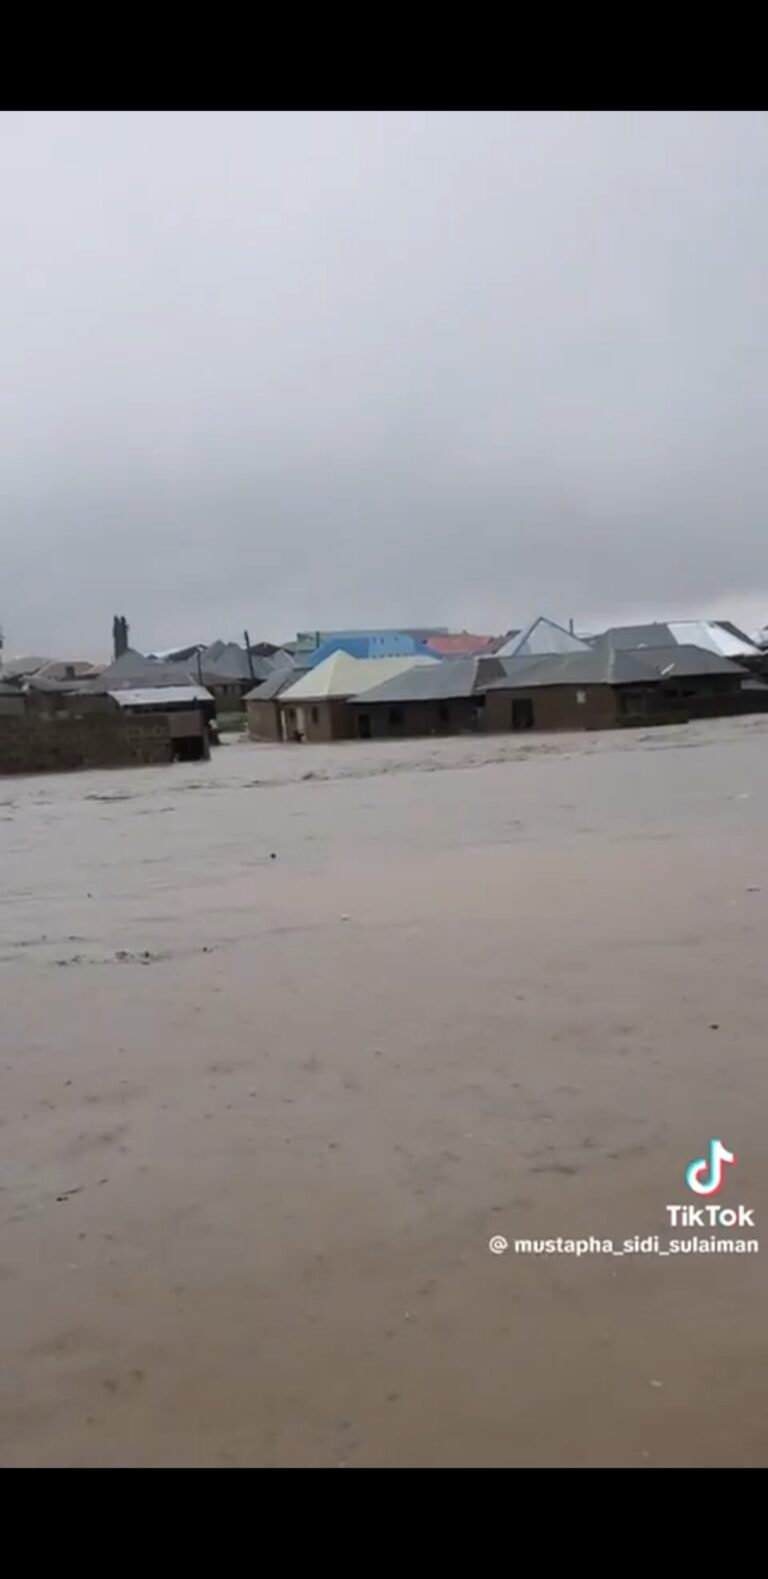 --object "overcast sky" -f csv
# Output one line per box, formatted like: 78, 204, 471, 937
2, 110, 768, 657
